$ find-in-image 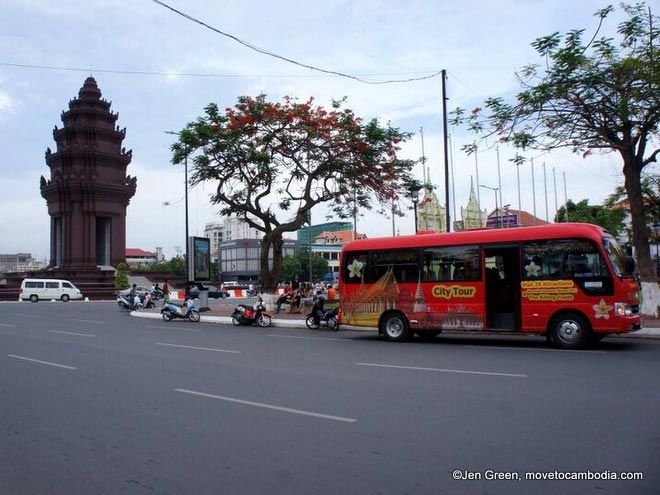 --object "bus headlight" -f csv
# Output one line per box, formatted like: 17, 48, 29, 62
615, 303, 633, 317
